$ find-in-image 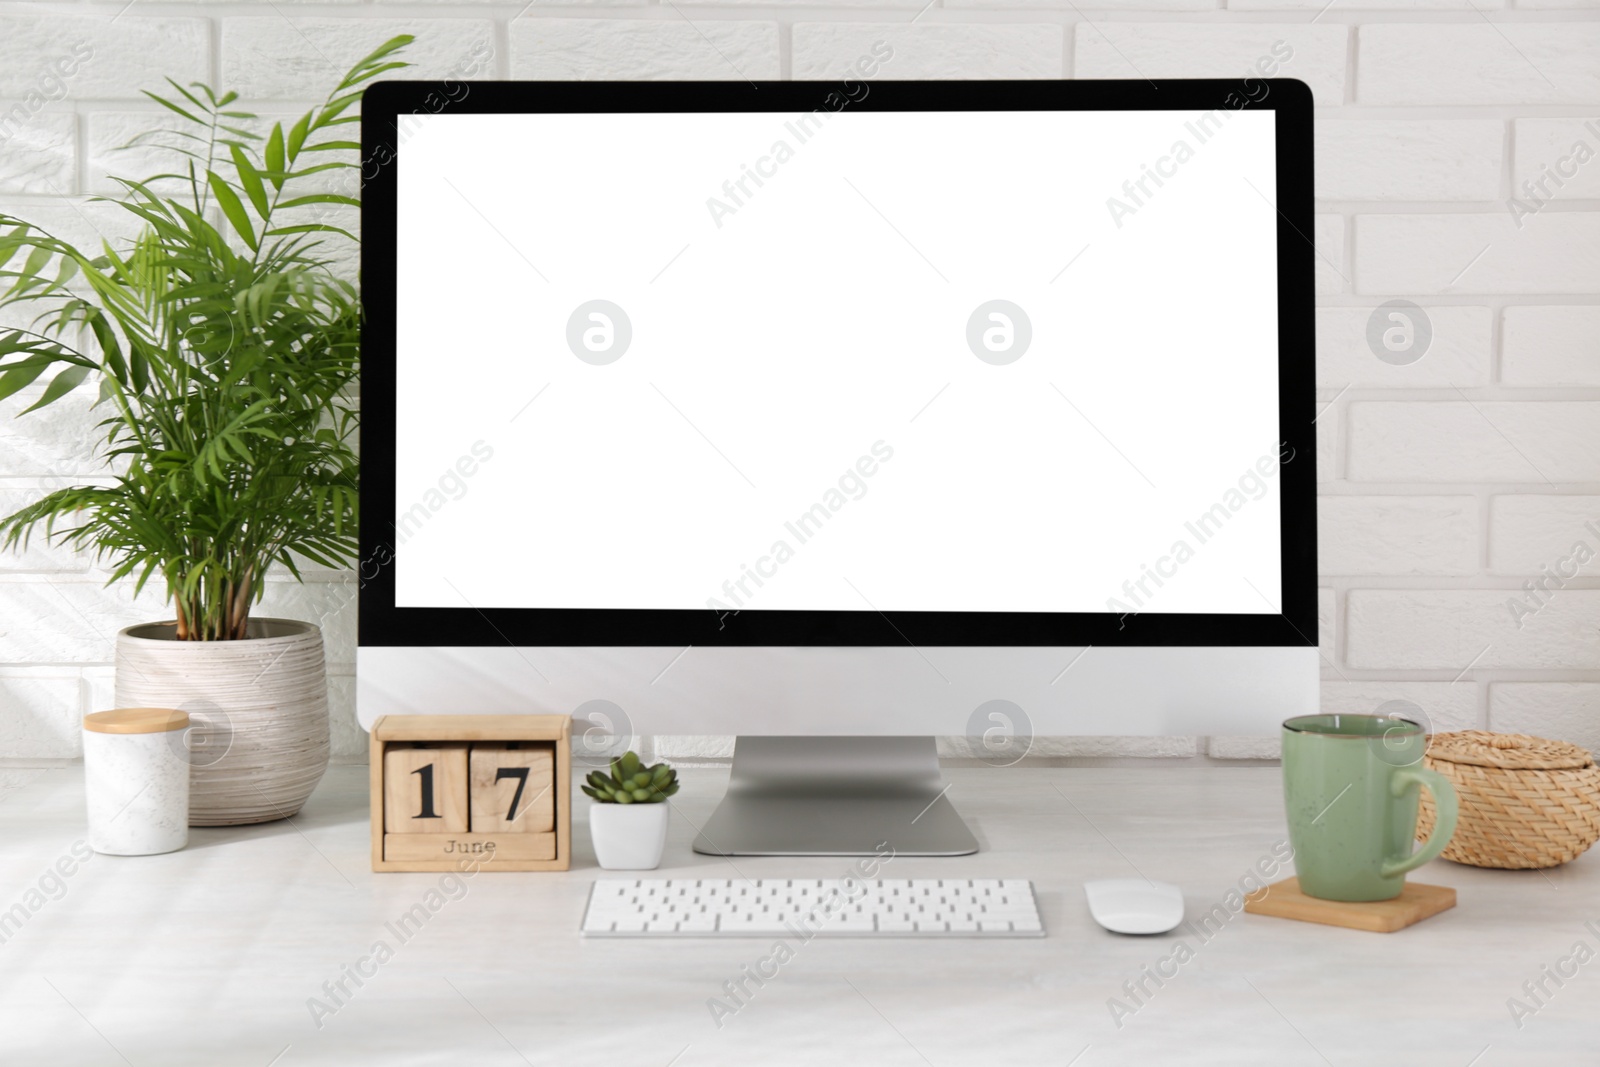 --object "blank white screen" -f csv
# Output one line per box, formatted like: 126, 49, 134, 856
393, 108, 1283, 615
